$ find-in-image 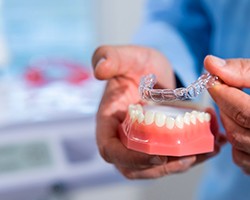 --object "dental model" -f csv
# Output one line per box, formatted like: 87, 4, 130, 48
139, 73, 219, 102
119, 104, 214, 156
